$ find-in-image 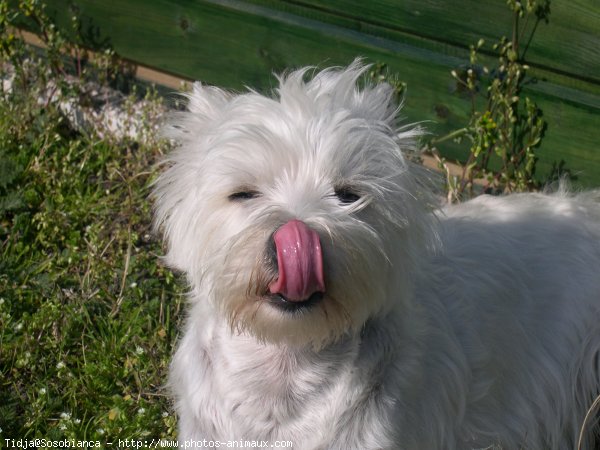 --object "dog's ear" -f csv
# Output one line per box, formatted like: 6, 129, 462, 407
353, 81, 400, 125
163, 83, 231, 141
187, 82, 231, 119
